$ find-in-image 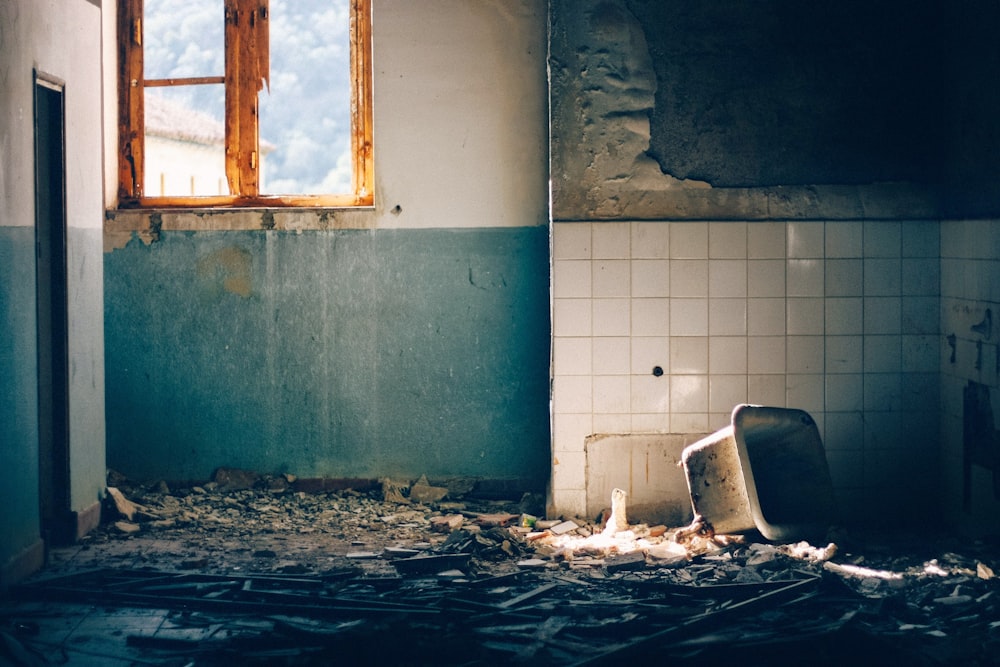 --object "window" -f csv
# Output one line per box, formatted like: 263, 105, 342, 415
117, 0, 372, 207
